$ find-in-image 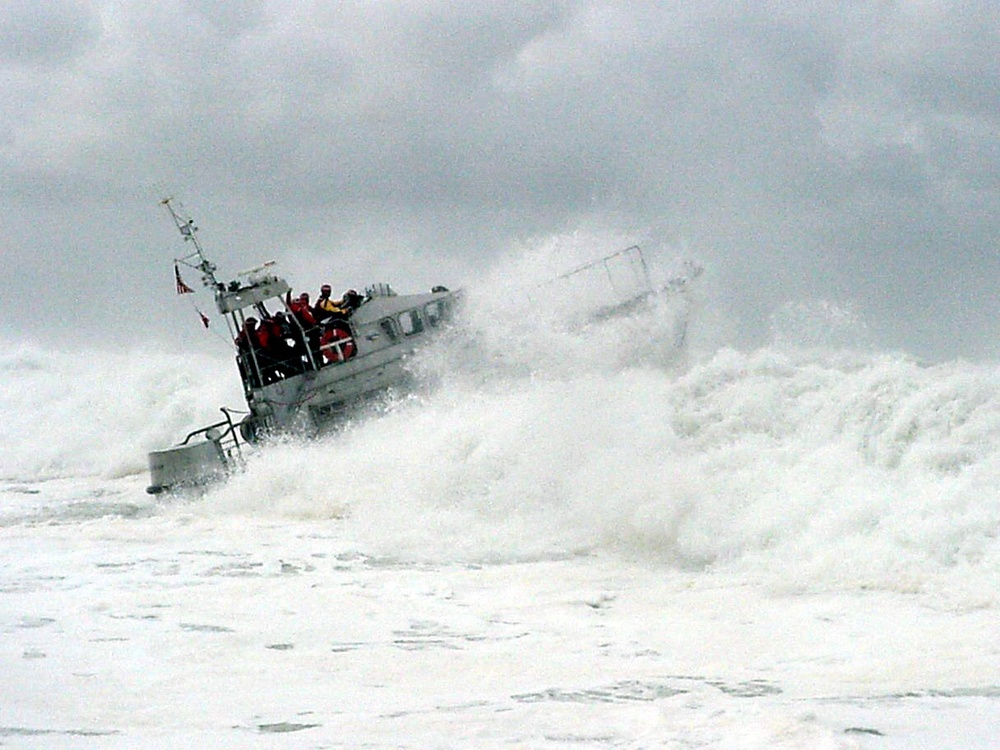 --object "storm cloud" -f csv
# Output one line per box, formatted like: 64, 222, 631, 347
2, 1, 999, 359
